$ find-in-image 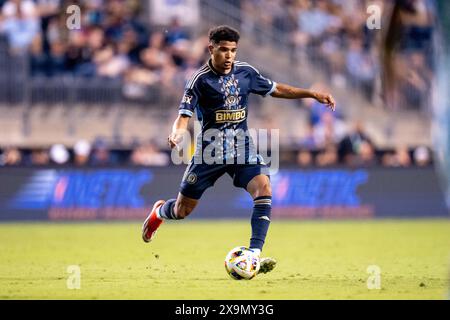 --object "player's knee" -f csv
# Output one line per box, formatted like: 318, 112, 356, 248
255, 182, 272, 198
